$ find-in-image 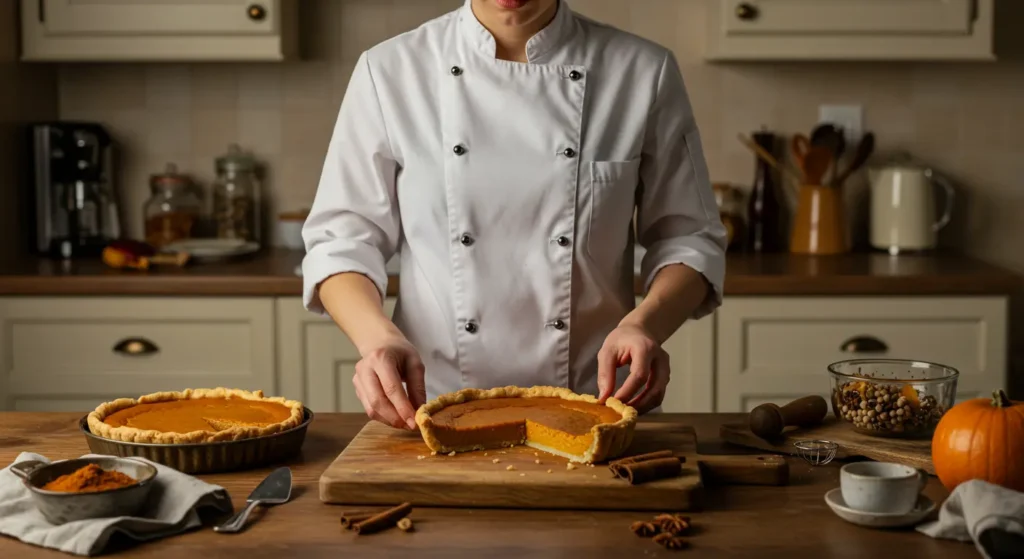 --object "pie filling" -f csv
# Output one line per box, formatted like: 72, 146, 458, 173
102, 398, 293, 434
428, 397, 621, 458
